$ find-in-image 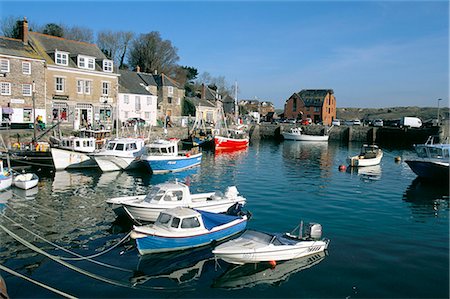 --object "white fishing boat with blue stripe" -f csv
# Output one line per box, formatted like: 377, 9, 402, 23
130, 207, 248, 255
140, 139, 202, 174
